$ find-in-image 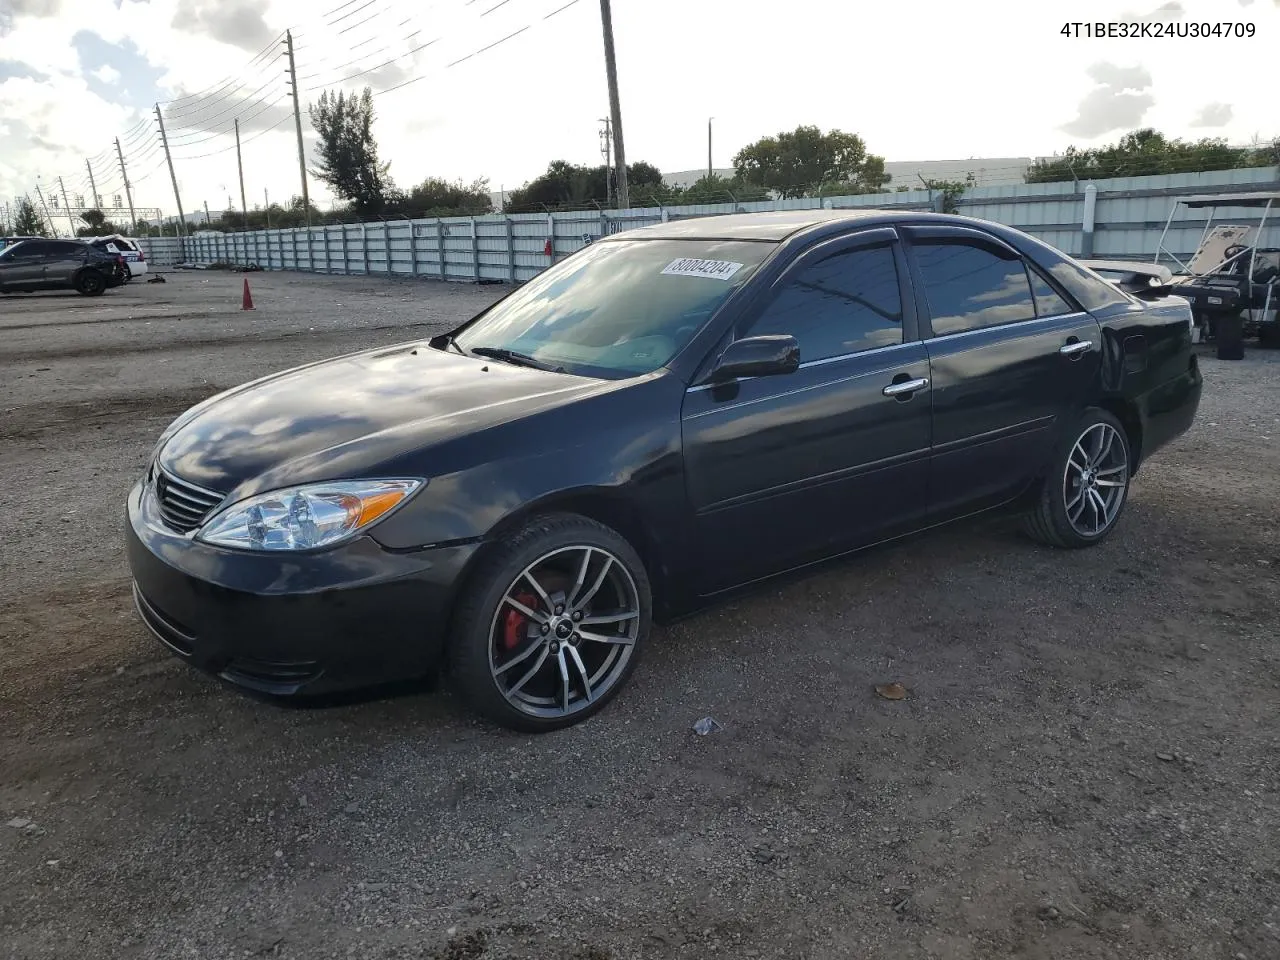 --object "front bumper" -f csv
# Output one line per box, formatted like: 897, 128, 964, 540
124, 479, 480, 696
